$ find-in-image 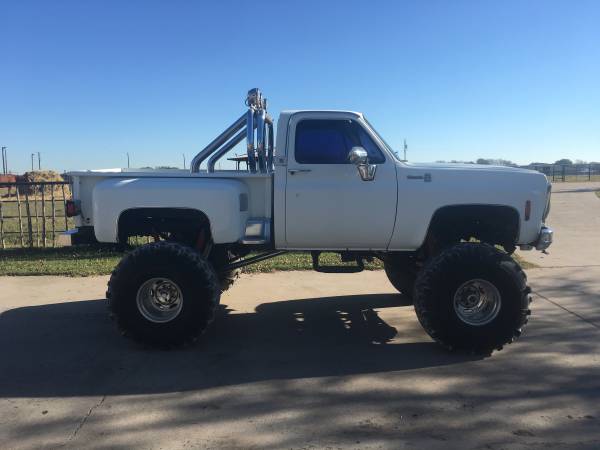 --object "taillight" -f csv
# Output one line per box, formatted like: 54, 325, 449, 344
65, 200, 80, 217
524, 200, 531, 221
